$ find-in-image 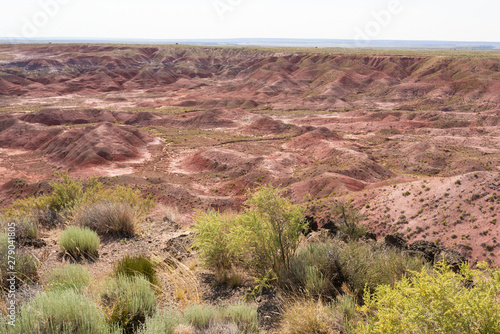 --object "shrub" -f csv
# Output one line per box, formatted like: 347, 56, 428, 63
192, 211, 236, 274
47, 173, 83, 212
358, 262, 500, 334
59, 226, 100, 259
0, 215, 38, 240
137, 309, 184, 334
100, 275, 156, 333
337, 240, 426, 296
184, 303, 259, 333
221, 303, 259, 333
0, 289, 118, 334
183, 304, 219, 329
193, 186, 307, 284
279, 299, 344, 334
2, 174, 154, 229
288, 242, 341, 297
46, 264, 92, 292
236, 186, 307, 279
113, 255, 157, 285
0, 233, 39, 290
76, 201, 136, 237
